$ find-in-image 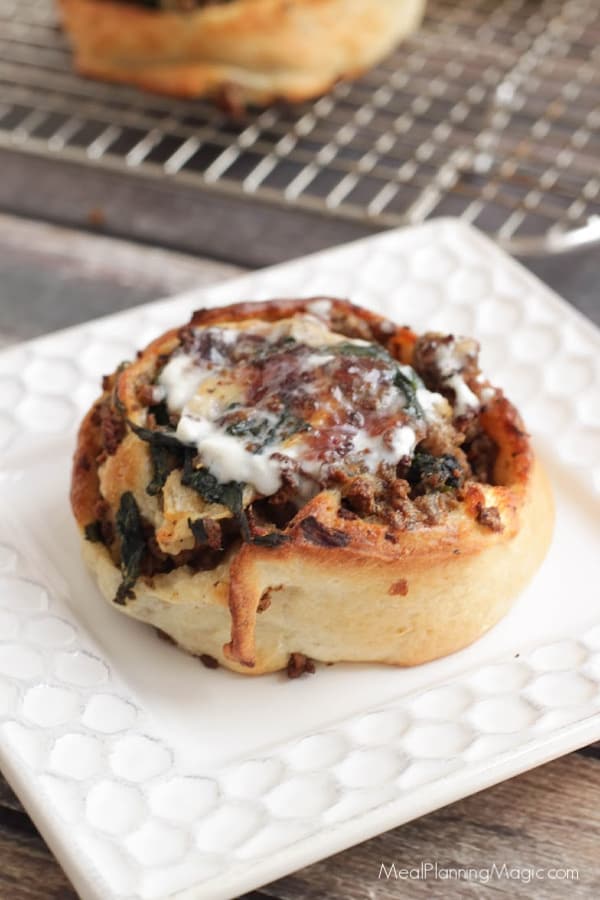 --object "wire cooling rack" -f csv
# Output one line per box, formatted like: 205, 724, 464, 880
0, 0, 599, 254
